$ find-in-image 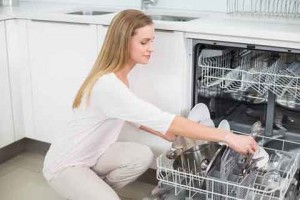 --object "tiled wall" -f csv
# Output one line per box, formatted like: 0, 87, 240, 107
20, 0, 227, 12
